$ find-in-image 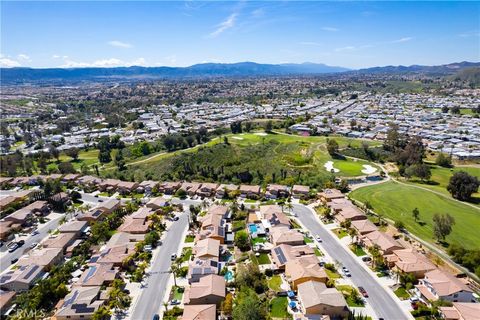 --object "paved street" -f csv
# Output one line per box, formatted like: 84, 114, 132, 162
129, 209, 189, 320
0, 213, 64, 273
292, 204, 413, 320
